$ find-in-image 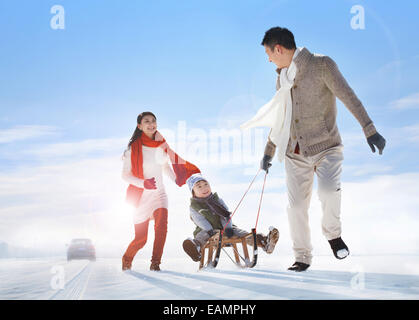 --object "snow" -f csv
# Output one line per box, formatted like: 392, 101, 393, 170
1, 254, 418, 300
